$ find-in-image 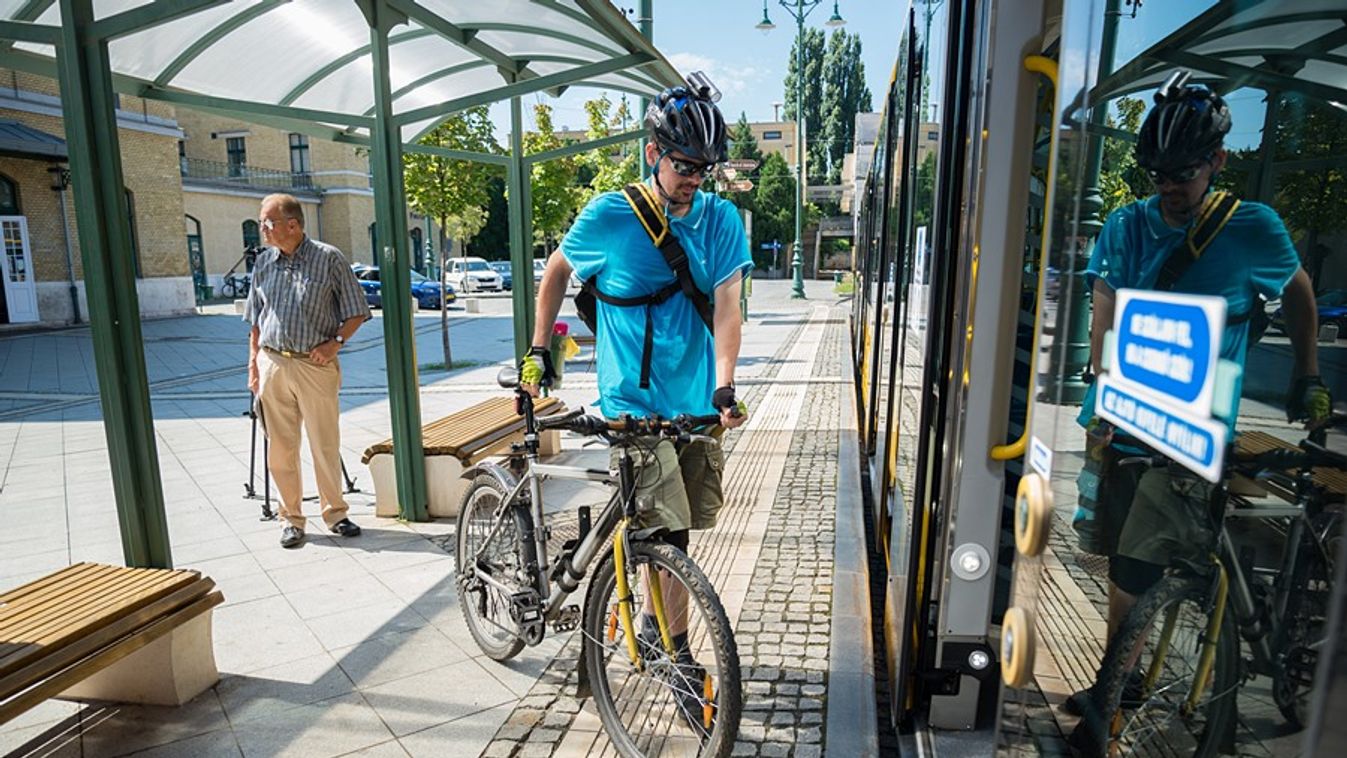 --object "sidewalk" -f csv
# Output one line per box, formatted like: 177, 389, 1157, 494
0, 280, 871, 758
